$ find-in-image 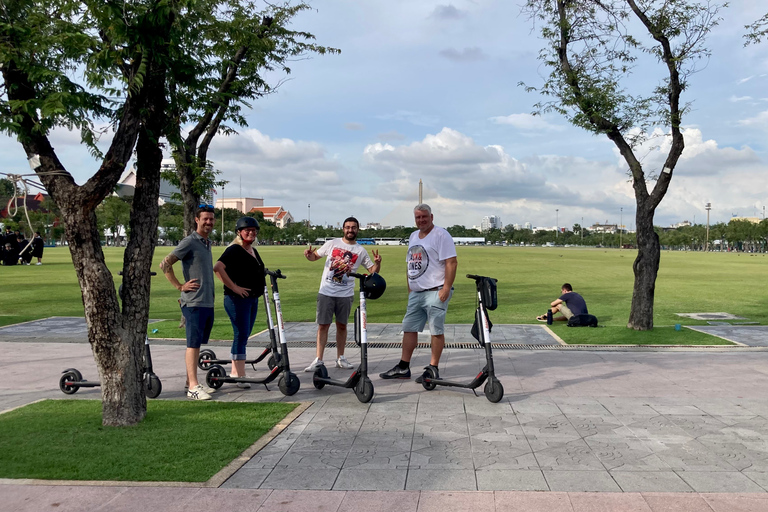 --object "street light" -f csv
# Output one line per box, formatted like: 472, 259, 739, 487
705, 202, 711, 252
307, 203, 311, 229
555, 209, 559, 239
